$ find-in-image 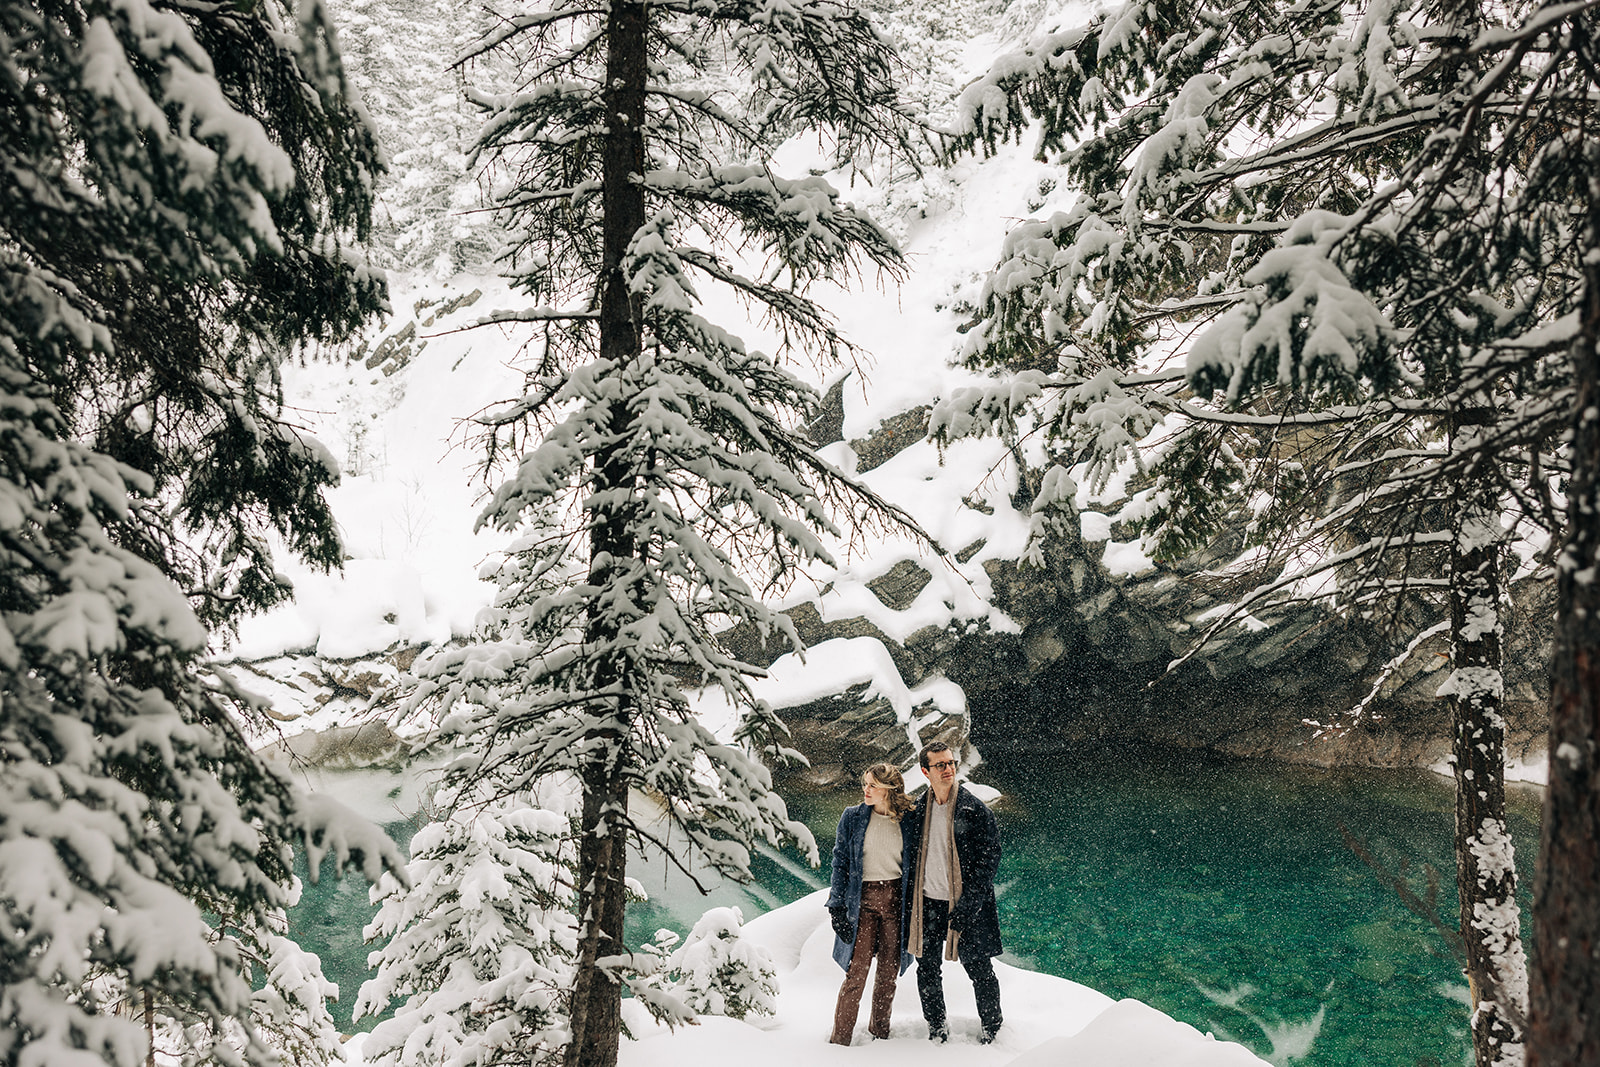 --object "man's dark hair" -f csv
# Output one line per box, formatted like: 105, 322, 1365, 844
919, 741, 954, 770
